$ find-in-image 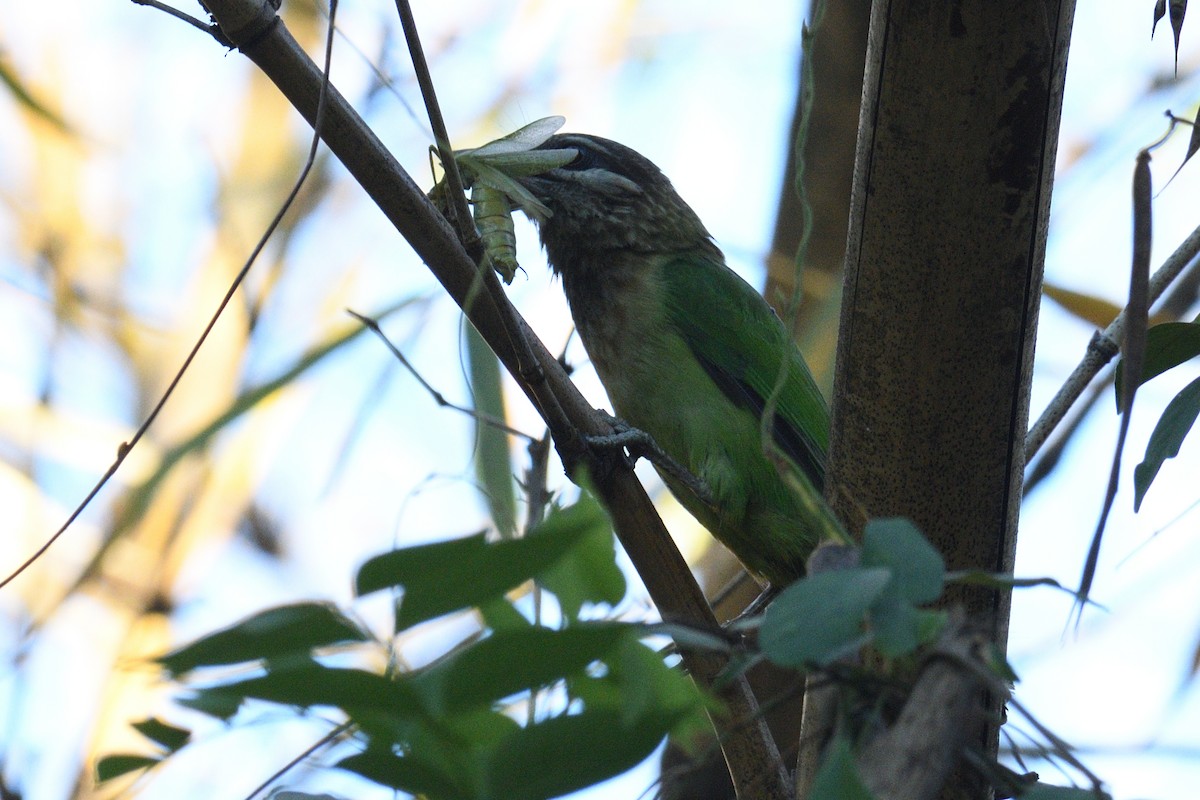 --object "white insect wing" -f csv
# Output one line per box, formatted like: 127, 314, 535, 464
464, 115, 565, 158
